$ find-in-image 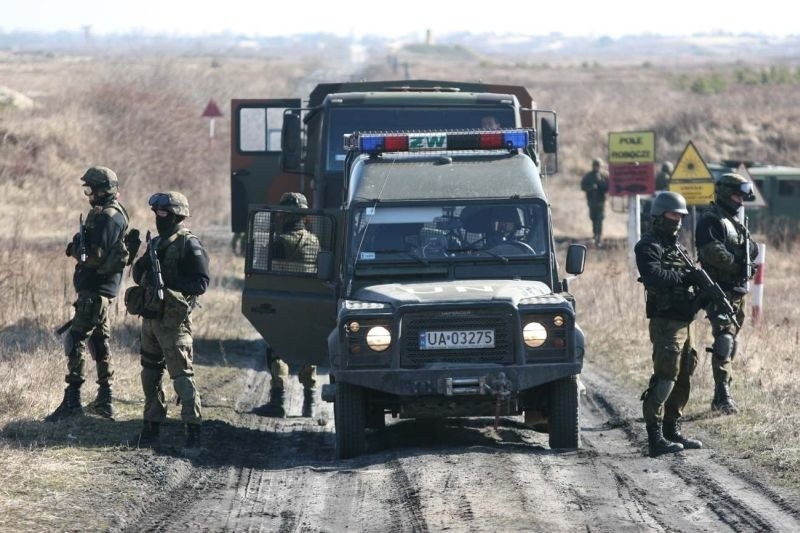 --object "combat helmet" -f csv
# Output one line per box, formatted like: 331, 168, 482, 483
148, 191, 190, 217
592, 157, 603, 167
661, 161, 674, 173
651, 191, 688, 217
715, 173, 755, 211
81, 166, 118, 195
279, 192, 309, 208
